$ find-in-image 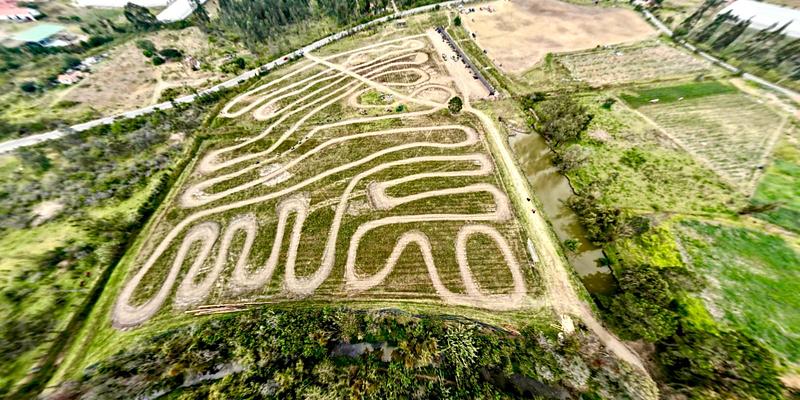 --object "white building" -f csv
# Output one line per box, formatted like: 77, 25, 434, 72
718, 0, 800, 38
